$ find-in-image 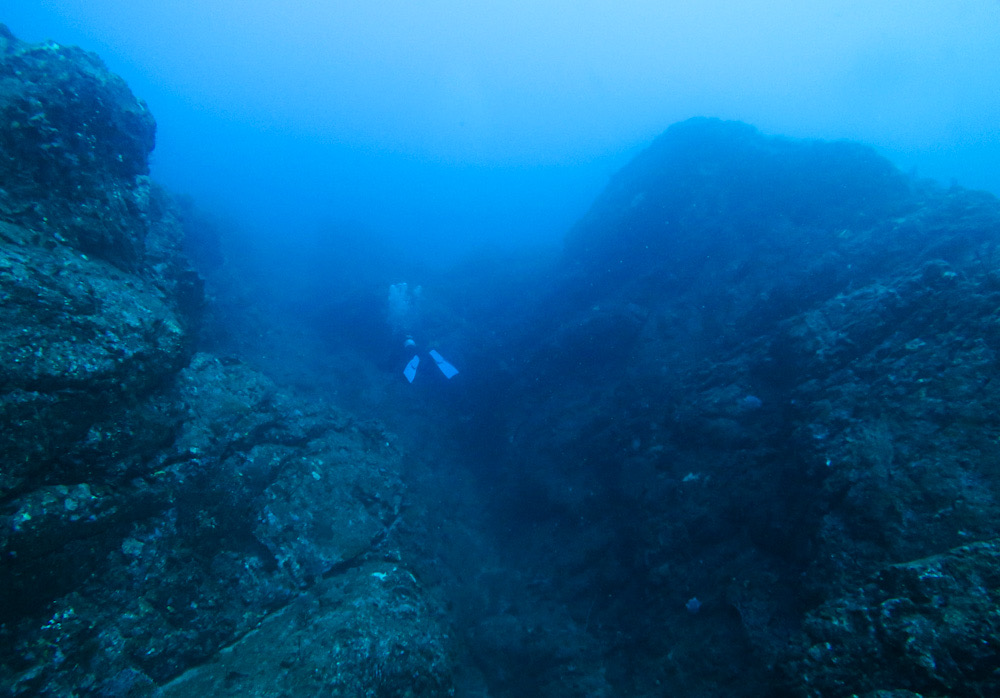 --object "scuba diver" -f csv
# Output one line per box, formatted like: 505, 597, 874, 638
401, 335, 459, 384
387, 282, 460, 383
